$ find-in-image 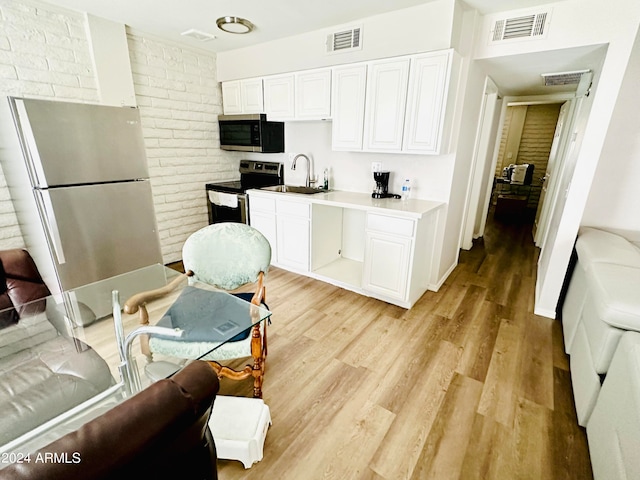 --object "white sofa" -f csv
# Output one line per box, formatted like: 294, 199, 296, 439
587, 330, 640, 480
561, 227, 640, 426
